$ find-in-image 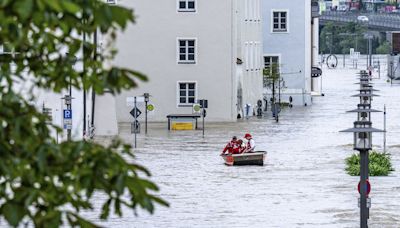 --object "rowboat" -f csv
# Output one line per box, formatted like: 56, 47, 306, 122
221, 151, 267, 166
